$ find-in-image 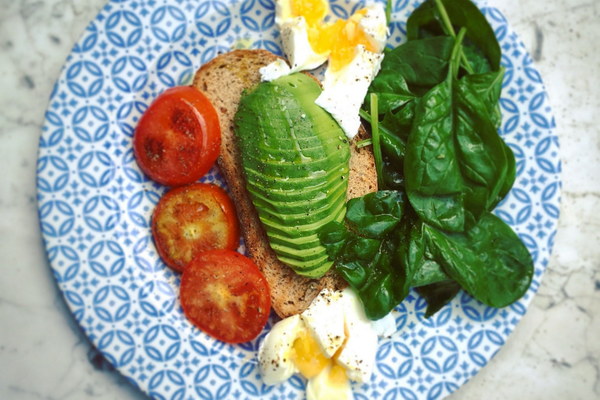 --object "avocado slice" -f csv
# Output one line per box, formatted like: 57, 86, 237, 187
252, 187, 347, 227
234, 73, 350, 278
243, 163, 348, 192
